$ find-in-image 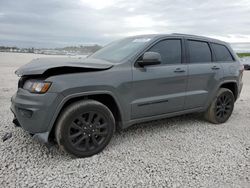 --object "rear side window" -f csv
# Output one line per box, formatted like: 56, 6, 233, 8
188, 40, 212, 63
212, 43, 234, 62
148, 39, 182, 64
